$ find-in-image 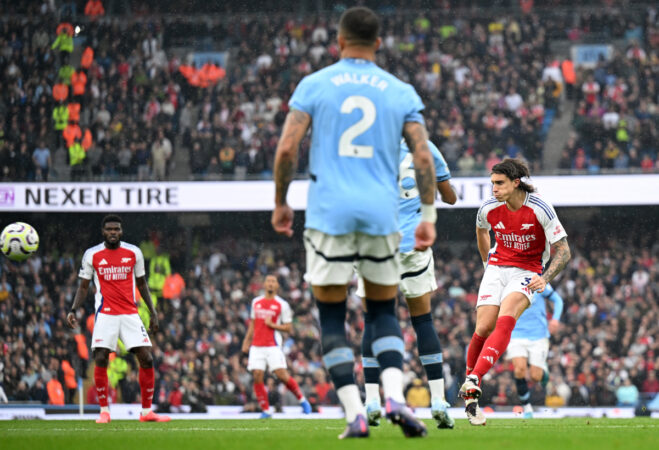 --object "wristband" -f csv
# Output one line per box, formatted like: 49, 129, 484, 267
420, 204, 437, 224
